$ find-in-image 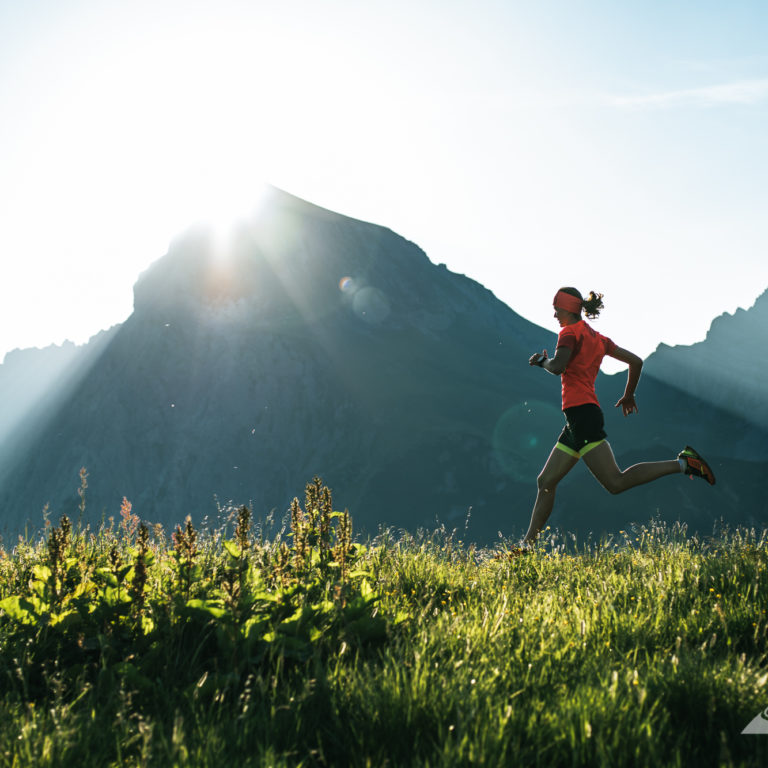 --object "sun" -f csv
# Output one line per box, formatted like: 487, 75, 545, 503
185, 179, 270, 249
